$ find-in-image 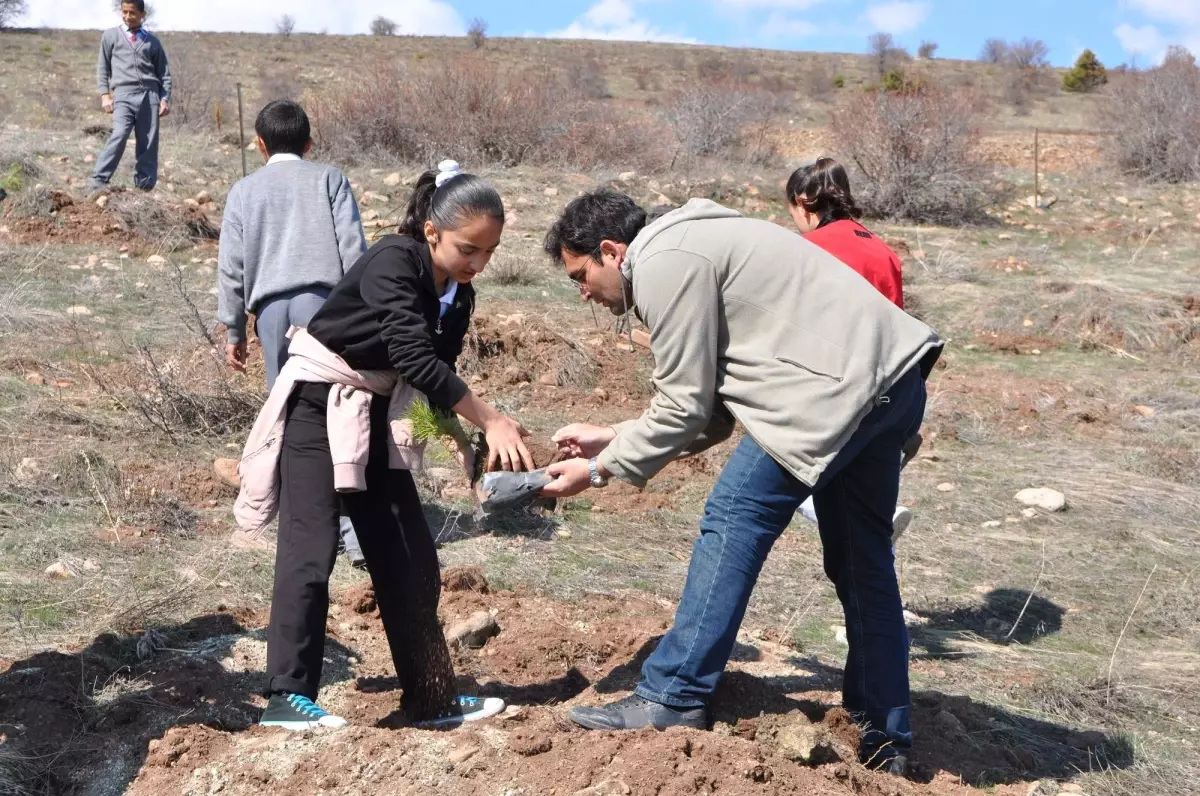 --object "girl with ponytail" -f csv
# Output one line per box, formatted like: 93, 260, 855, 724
259, 160, 526, 732
785, 157, 904, 308
785, 157, 916, 542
